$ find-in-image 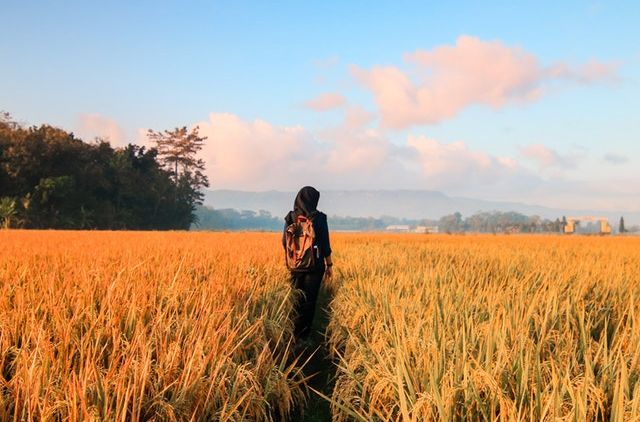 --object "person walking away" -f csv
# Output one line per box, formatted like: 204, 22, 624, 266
283, 186, 333, 340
